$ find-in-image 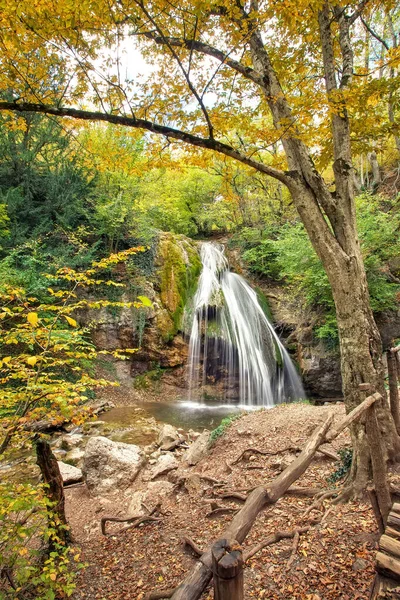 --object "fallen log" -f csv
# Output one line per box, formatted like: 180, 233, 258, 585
170, 392, 380, 600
